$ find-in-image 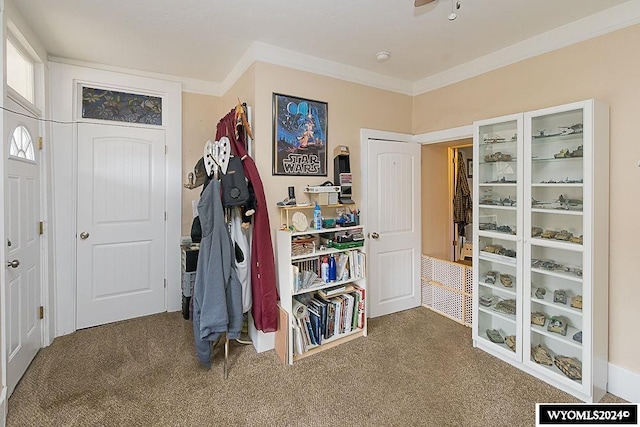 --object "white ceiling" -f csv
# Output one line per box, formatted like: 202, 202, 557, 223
12, 0, 636, 93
